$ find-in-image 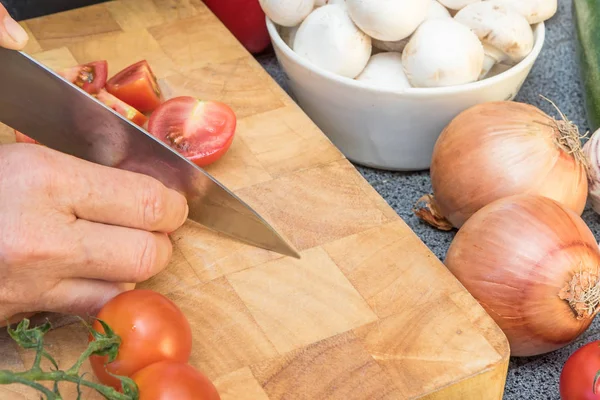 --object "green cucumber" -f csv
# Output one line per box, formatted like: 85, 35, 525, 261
574, 0, 600, 132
